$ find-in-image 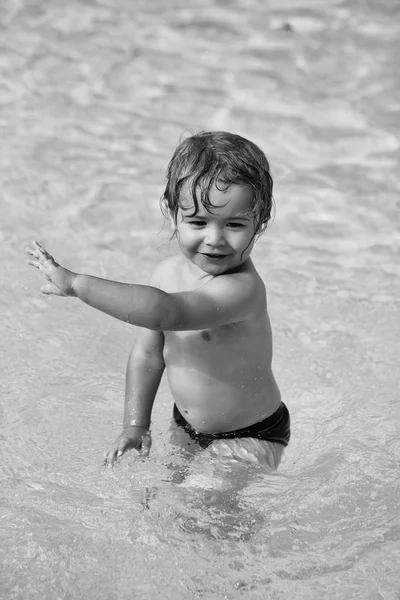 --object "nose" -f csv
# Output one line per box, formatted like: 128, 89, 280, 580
204, 224, 226, 247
